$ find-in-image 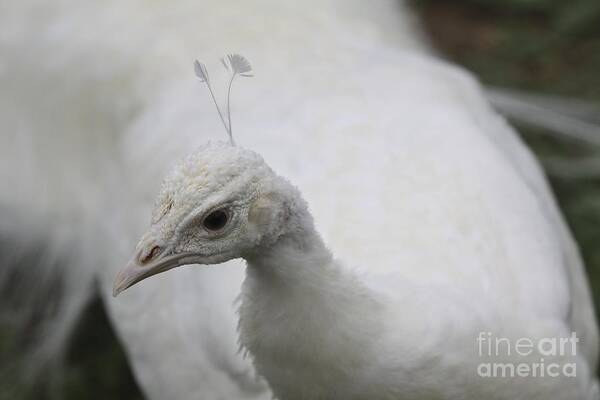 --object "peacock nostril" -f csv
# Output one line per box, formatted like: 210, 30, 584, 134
140, 245, 162, 265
